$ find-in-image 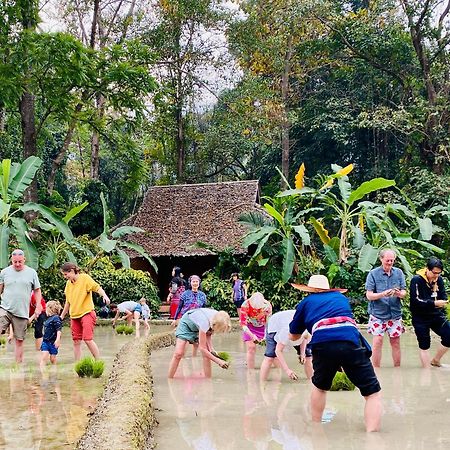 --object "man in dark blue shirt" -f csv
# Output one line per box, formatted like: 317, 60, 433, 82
289, 275, 381, 432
